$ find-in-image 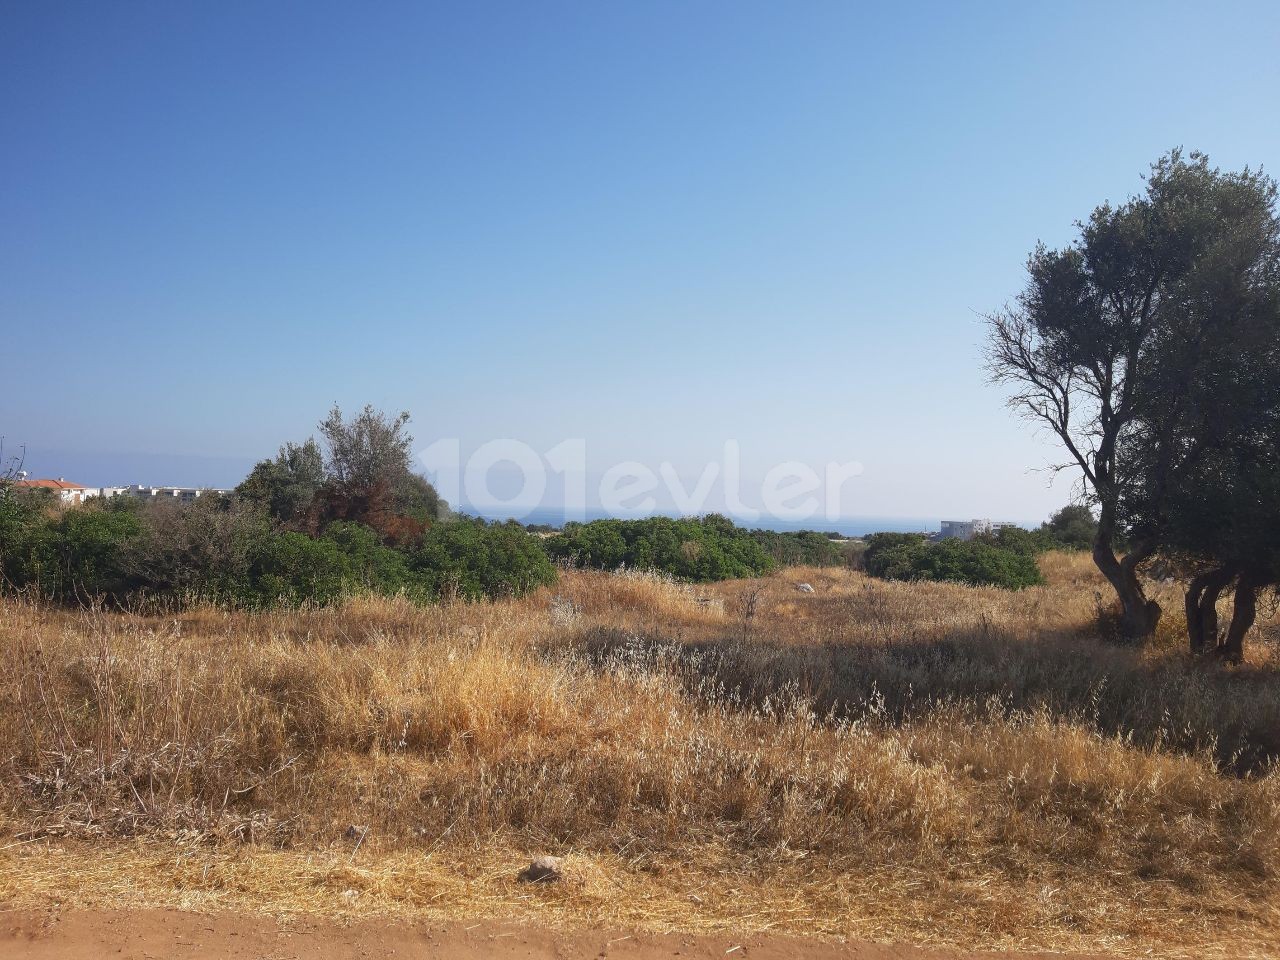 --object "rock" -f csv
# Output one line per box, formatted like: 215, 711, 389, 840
796, 582, 815, 594
518, 855, 564, 883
